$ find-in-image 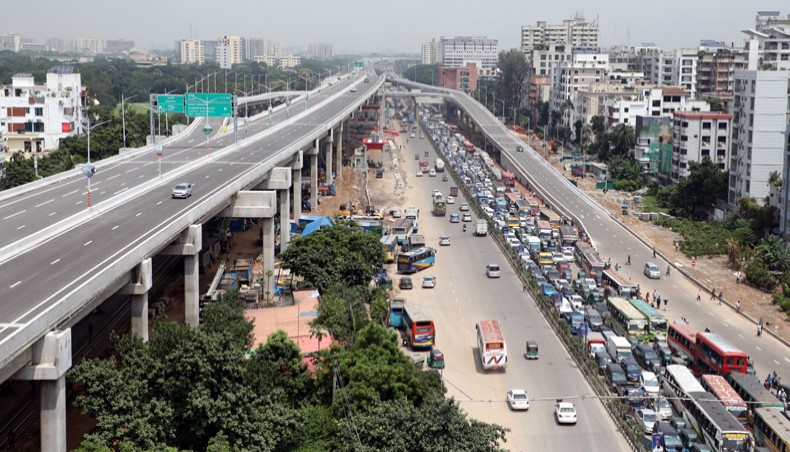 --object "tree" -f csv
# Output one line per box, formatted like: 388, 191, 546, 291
280, 221, 385, 293
700, 96, 725, 113
669, 157, 728, 217
496, 50, 528, 119
608, 123, 635, 157
247, 330, 311, 401
768, 170, 782, 188
403, 64, 439, 86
